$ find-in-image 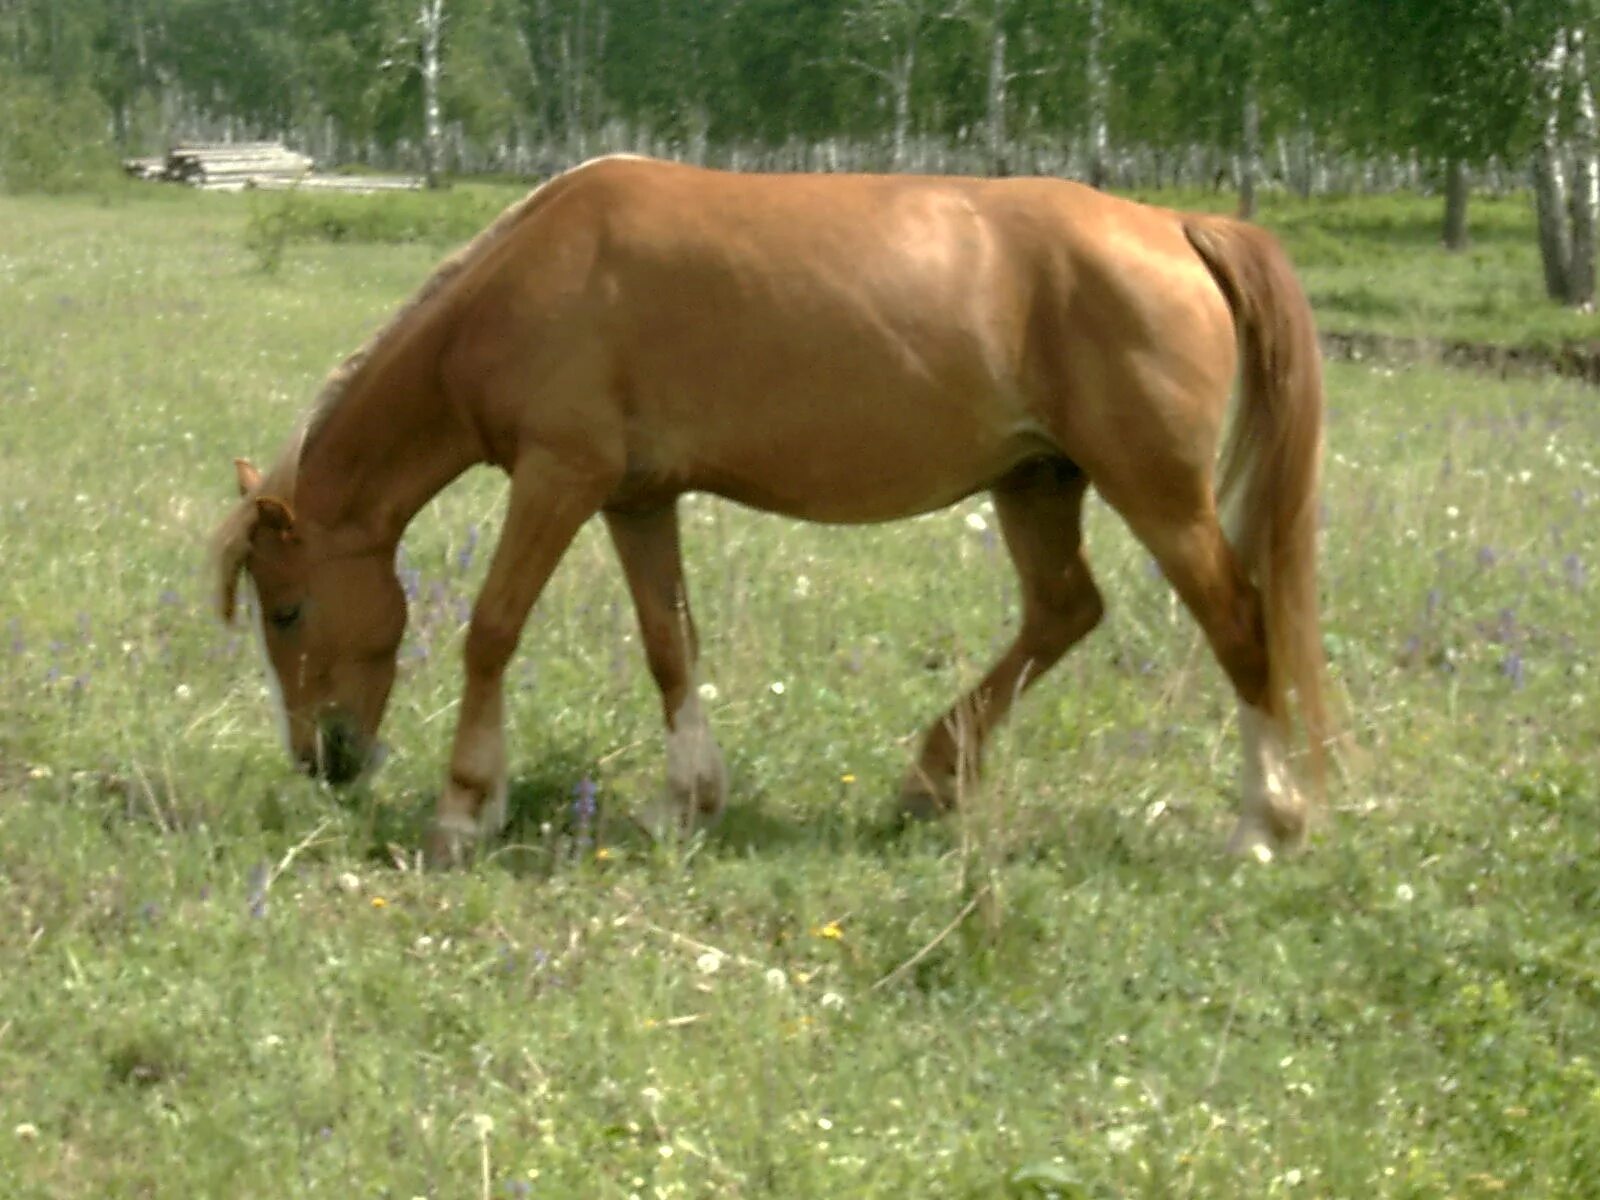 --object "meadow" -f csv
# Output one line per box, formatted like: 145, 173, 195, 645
1, 182, 1597, 1198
